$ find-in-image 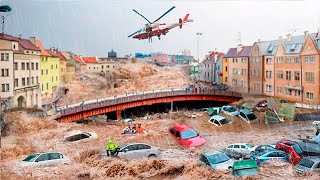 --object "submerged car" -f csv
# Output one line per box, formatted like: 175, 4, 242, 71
295, 156, 320, 176
252, 145, 275, 154
226, 143, 256, 155
221, 106, 239, 116
275, 140, 298, 153
207, 107, 221, 116
229, 159, 258, 177
168, 124, 206, 147
251, 150, 288, 165
102, 143, 160, 159
288, 141, 320, 165
208, 115, 231, 127
64, 131, 98, 142
239, 109, 257, 122
200, 150, 235, 170
18, 152, 70, 167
